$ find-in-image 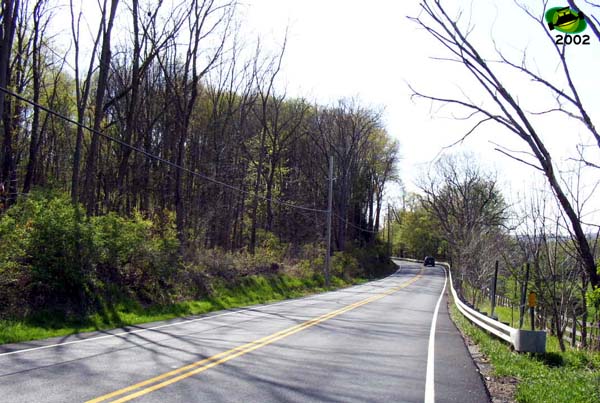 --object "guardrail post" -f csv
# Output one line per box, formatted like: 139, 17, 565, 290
490, 260, 498, 320
519, 263, 530, 329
